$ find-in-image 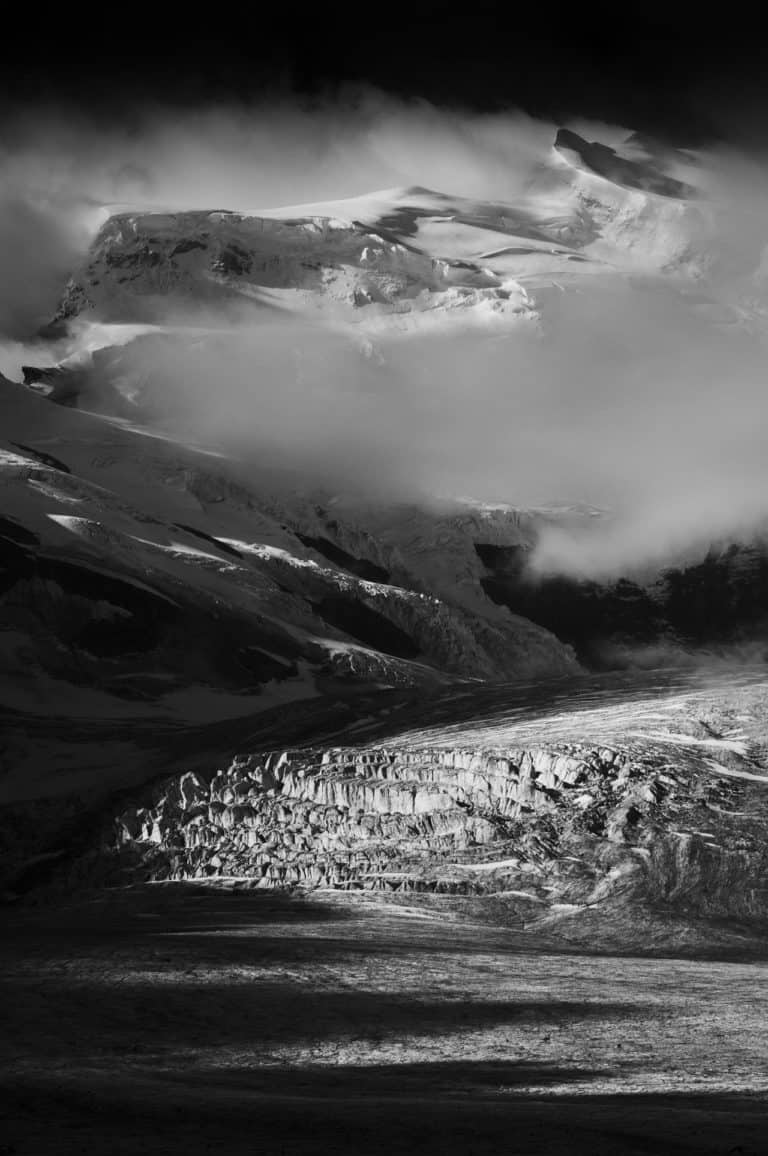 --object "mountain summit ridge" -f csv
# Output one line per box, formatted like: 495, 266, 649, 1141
5, 126, 768, 922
